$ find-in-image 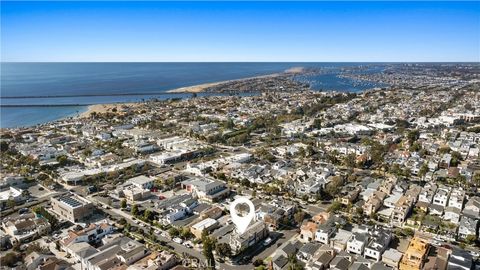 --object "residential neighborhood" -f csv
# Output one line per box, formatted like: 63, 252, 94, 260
0, 63, 479, 270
